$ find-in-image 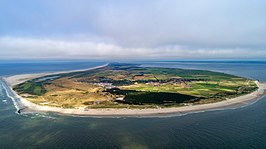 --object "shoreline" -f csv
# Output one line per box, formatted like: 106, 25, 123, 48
2, 64, 266, 117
